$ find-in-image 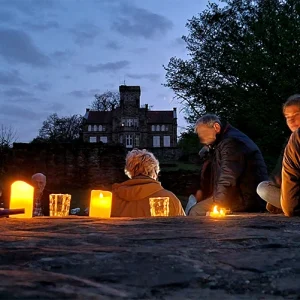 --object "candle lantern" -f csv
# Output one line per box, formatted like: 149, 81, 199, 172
9, 181, 34, 218
89, 190, 112, 218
